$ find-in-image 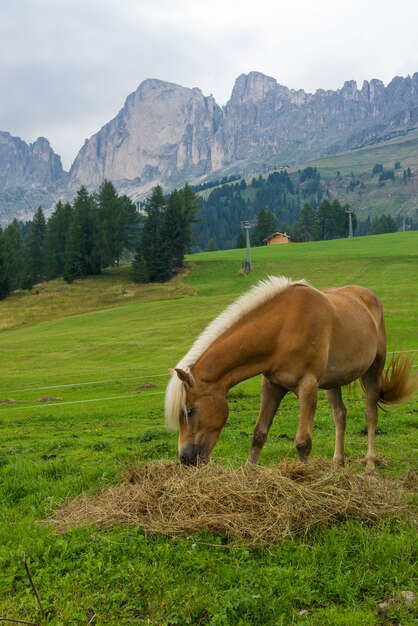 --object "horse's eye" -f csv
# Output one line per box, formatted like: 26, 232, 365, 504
186, 406, 196, 418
